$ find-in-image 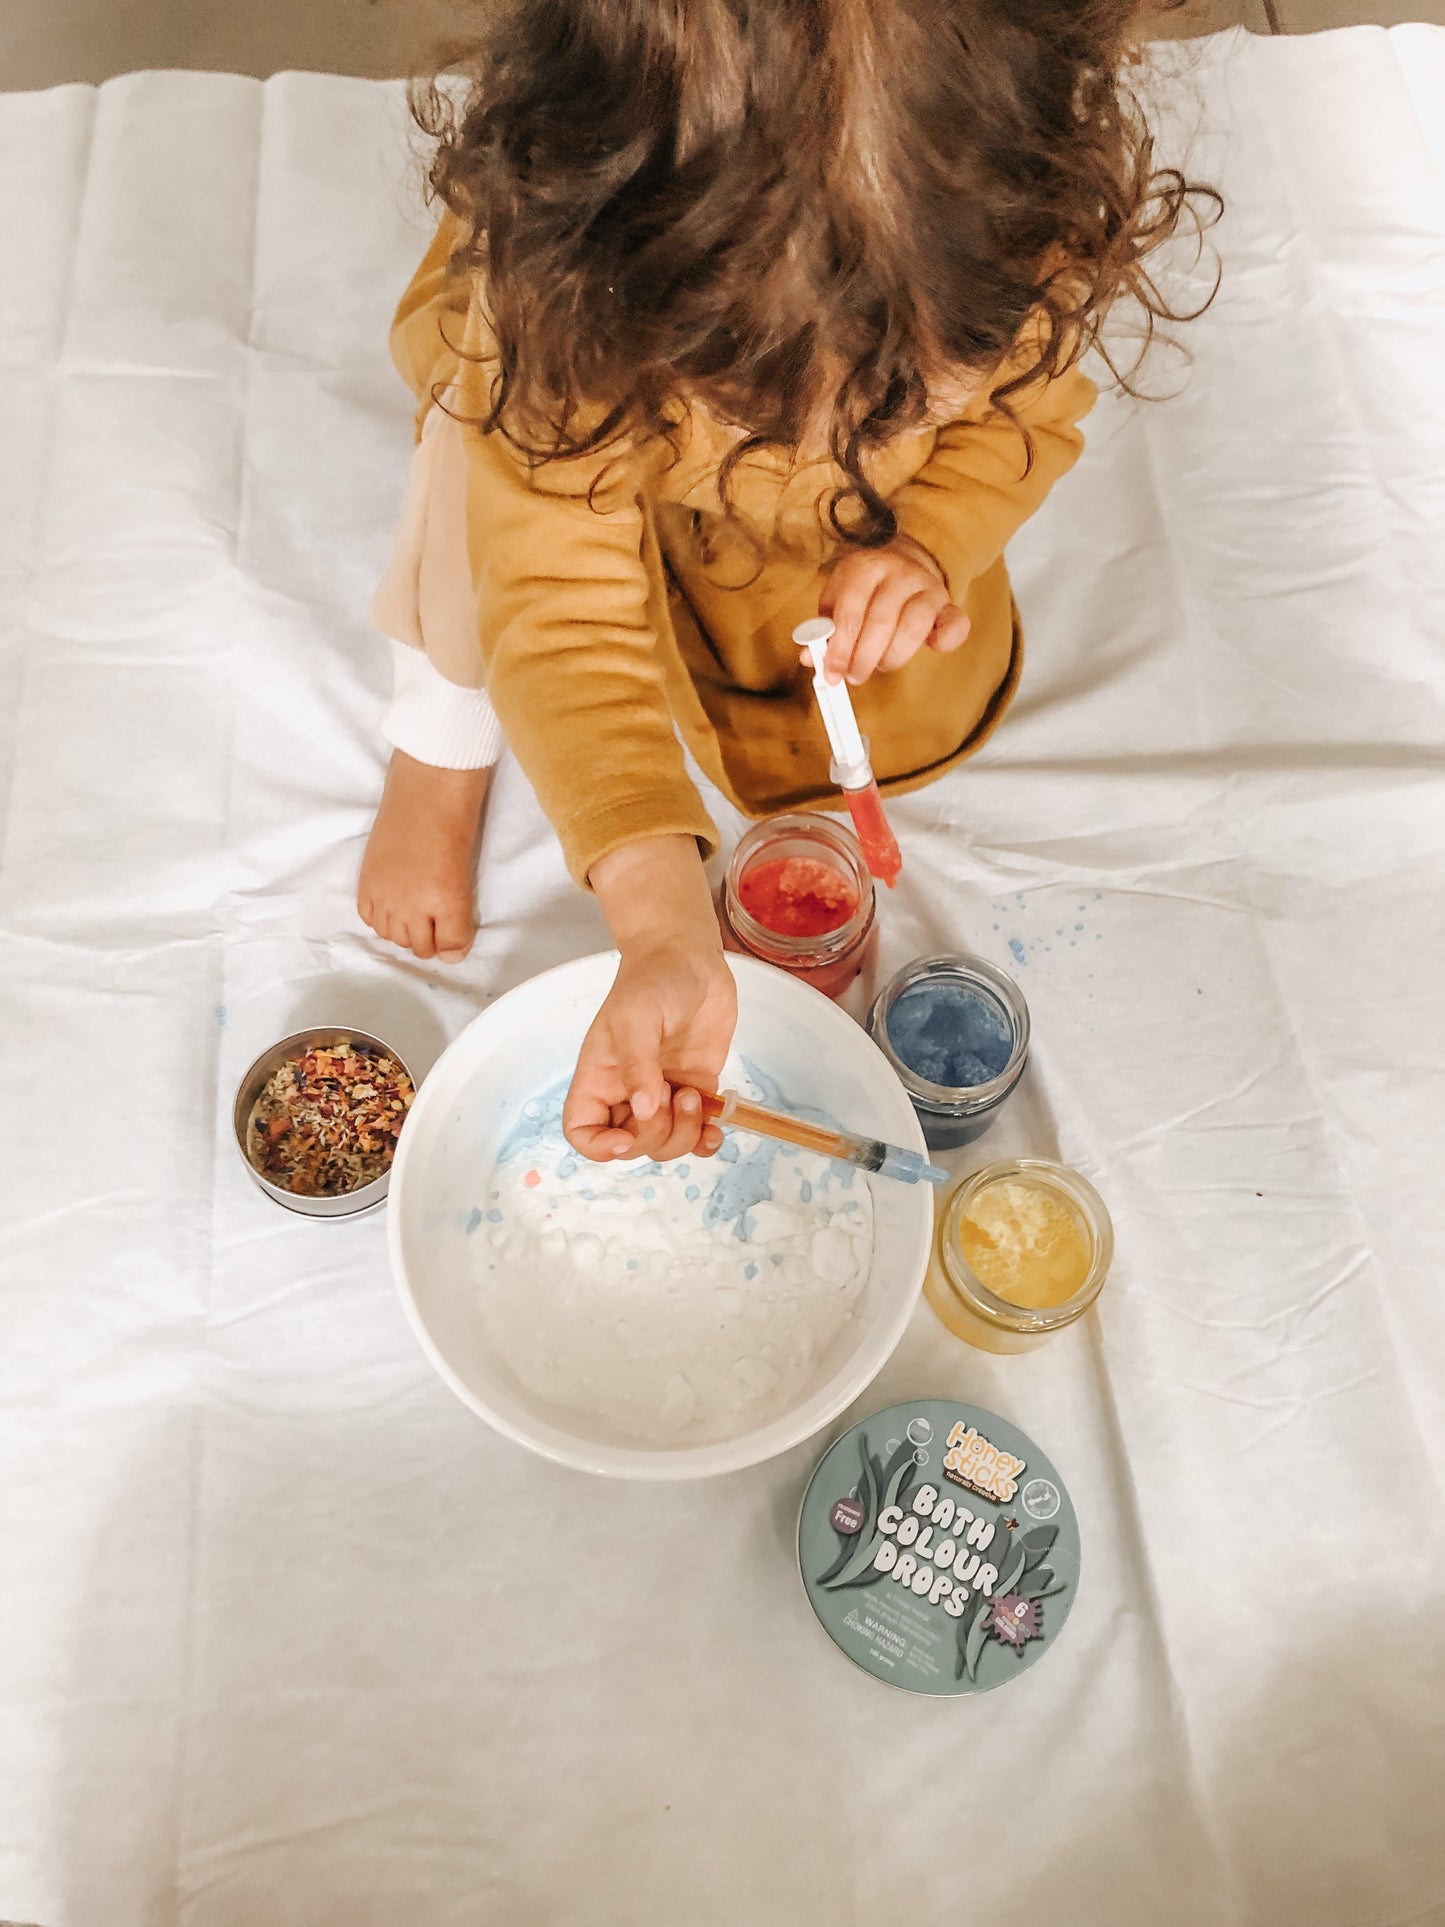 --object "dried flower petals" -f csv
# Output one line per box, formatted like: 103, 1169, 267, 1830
248, 1038, 414, 1197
